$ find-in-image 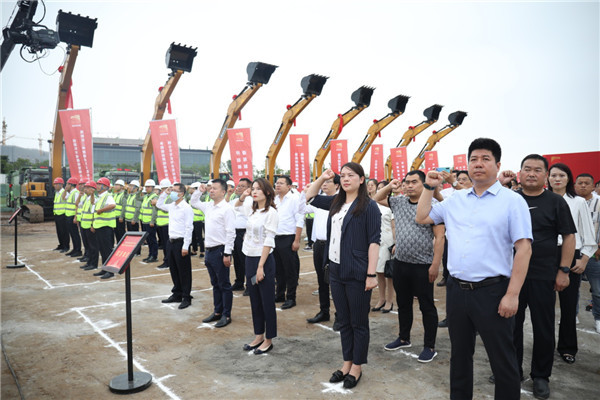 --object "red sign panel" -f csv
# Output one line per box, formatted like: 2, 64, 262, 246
289, 134, 310, 191
227, 128, 253, 184
543, 151, 600, 183
330, 139, 348, 174
59, 109, 94, 181
369, 144, 384, 181
150, 119, 181, 184
390, 147, 409, 180
103, 232, 147, 274
453, 154, 467, 170
424, 150, 439, 172
8, 207, 22, 224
